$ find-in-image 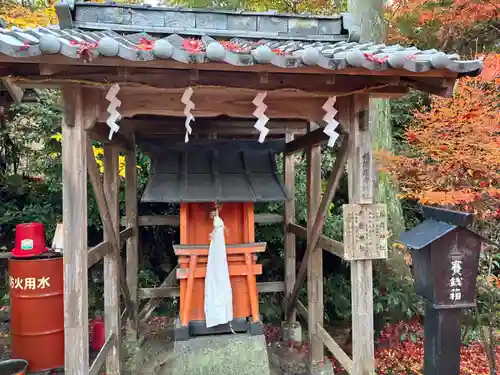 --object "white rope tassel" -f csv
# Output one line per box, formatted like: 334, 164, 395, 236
105, 84, 121, 140
252, 91, 270, 143
181, 87, 195, 143
322, 96, 340, 147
